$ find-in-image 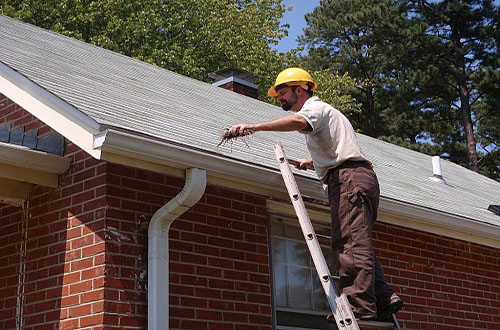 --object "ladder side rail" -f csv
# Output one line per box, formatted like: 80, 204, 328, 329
273, 144, 338, 307
273, 143, 360, 330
